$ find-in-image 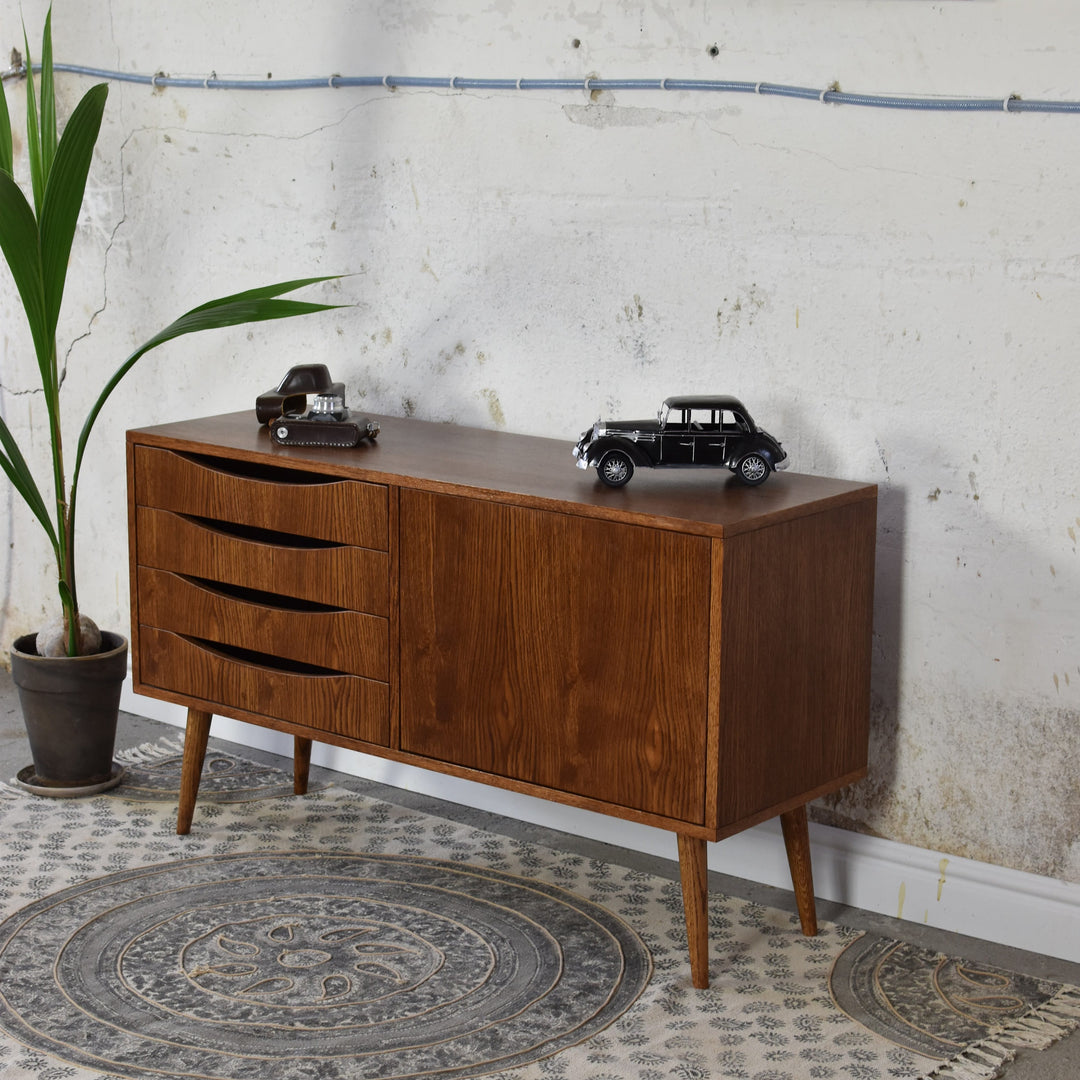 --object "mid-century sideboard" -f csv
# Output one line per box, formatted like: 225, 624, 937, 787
126, 411, 877, 988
